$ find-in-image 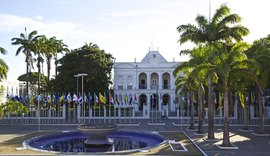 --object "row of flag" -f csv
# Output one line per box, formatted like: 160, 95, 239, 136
6, 92, 139, 106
